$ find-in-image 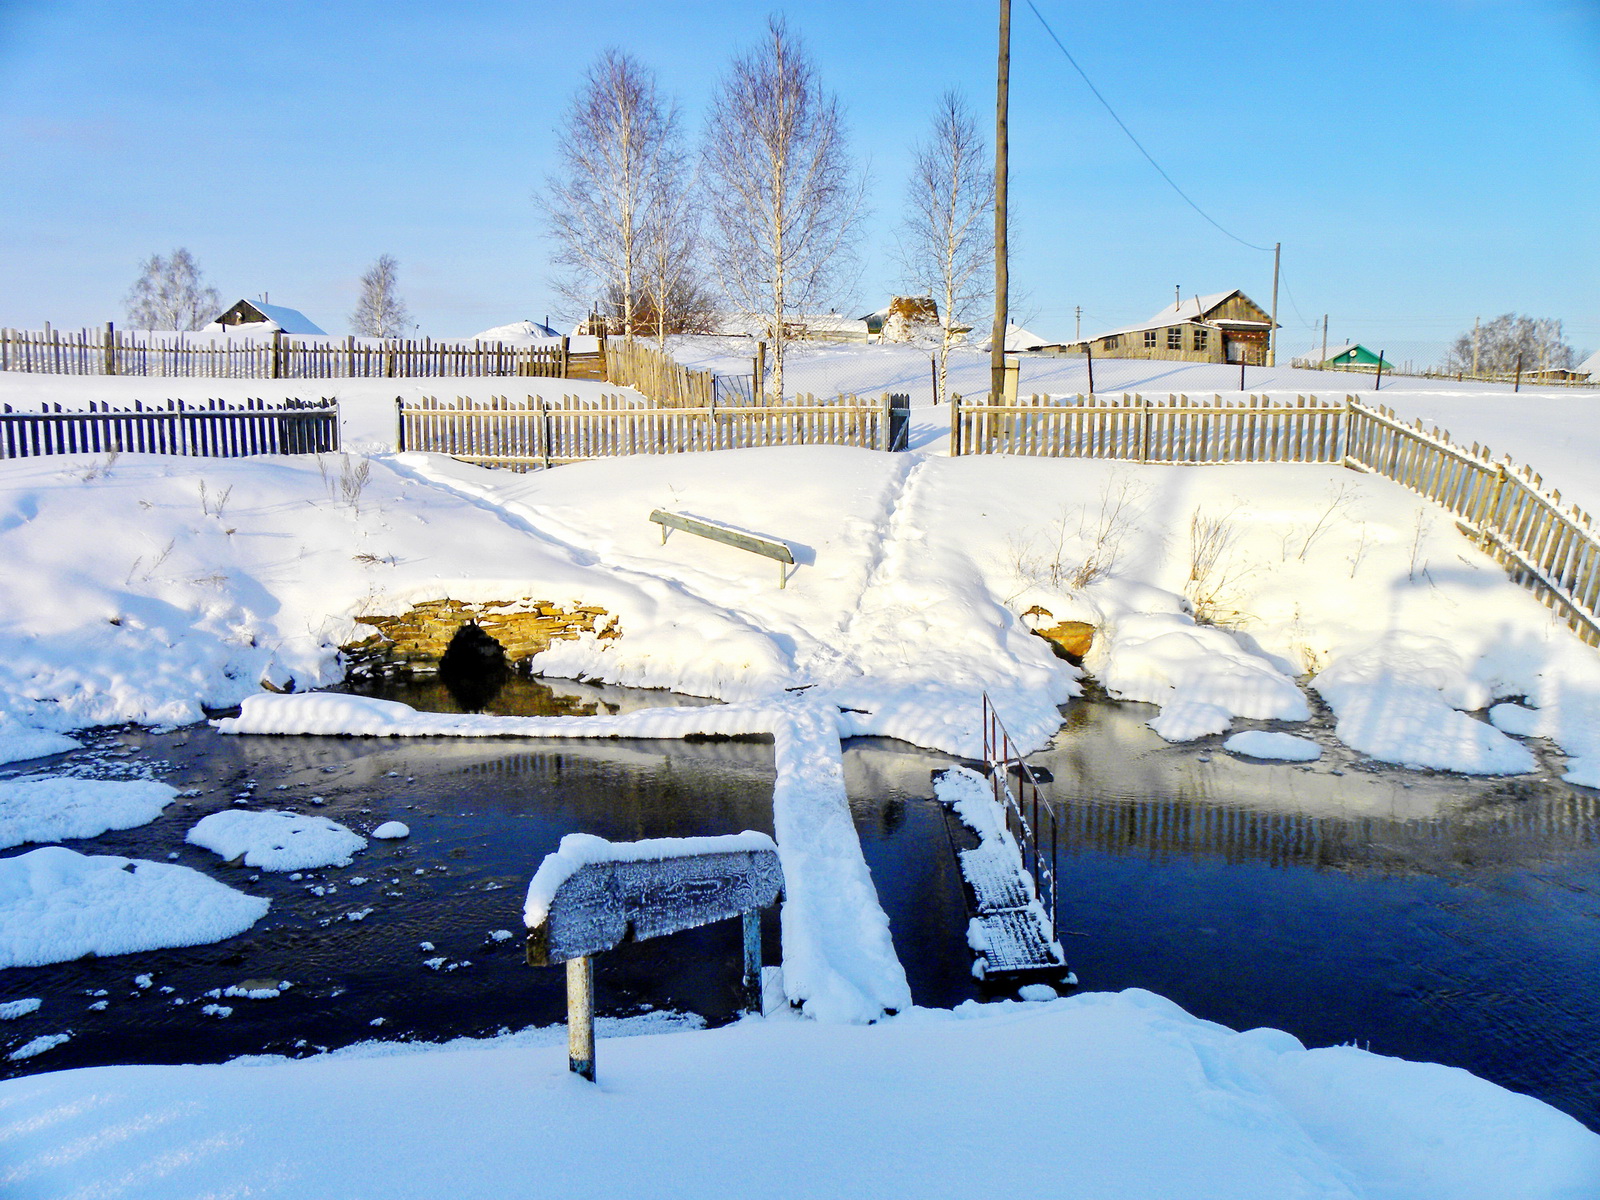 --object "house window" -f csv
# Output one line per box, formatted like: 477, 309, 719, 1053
1167, 327, 1182, 350
1193, 328, 1208, 351
1104, 336, 1119, 350
1143, 330, 1157, 348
